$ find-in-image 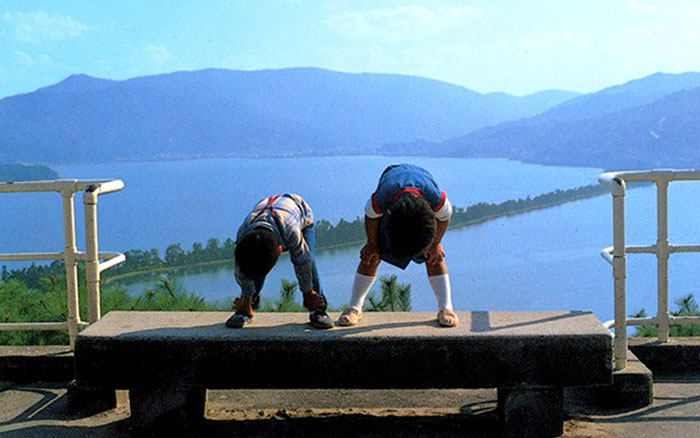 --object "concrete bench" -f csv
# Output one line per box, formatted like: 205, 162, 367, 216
74, 311, 612, 437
